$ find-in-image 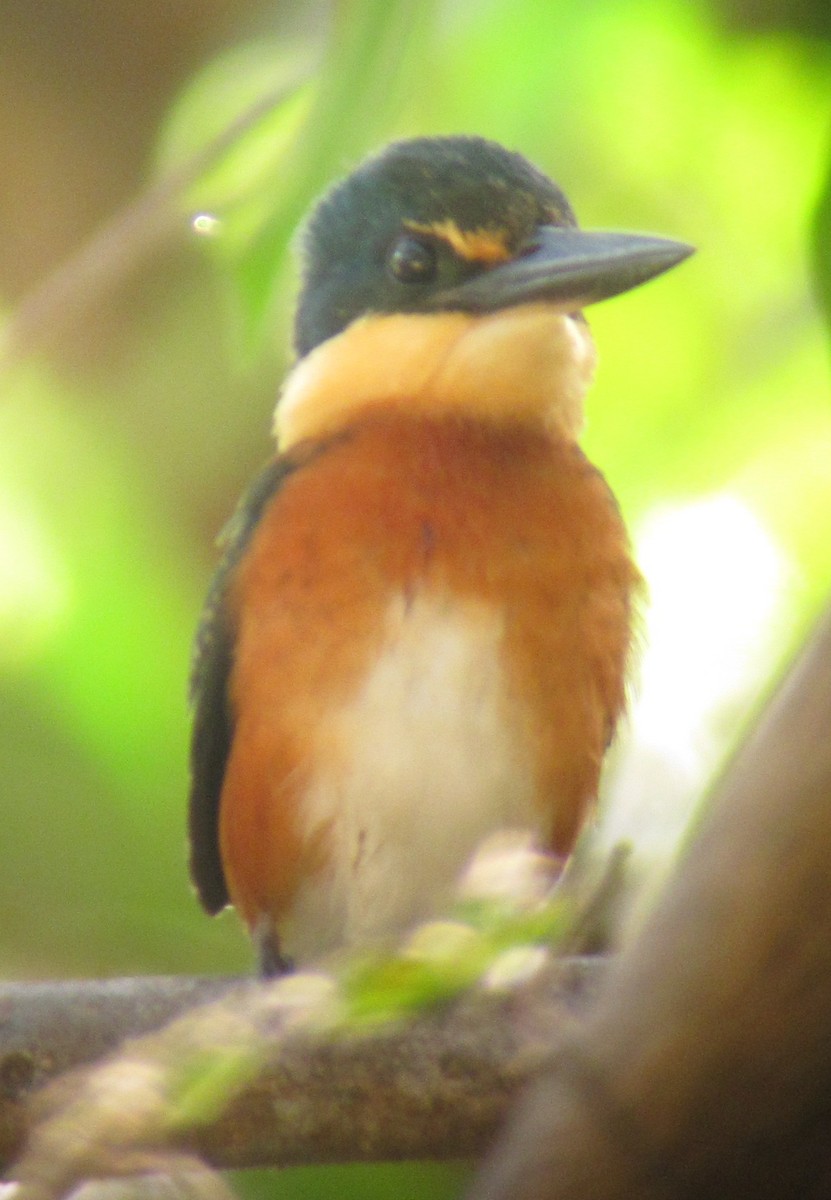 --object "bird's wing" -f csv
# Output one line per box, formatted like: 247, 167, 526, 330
187, 454, 305, 914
